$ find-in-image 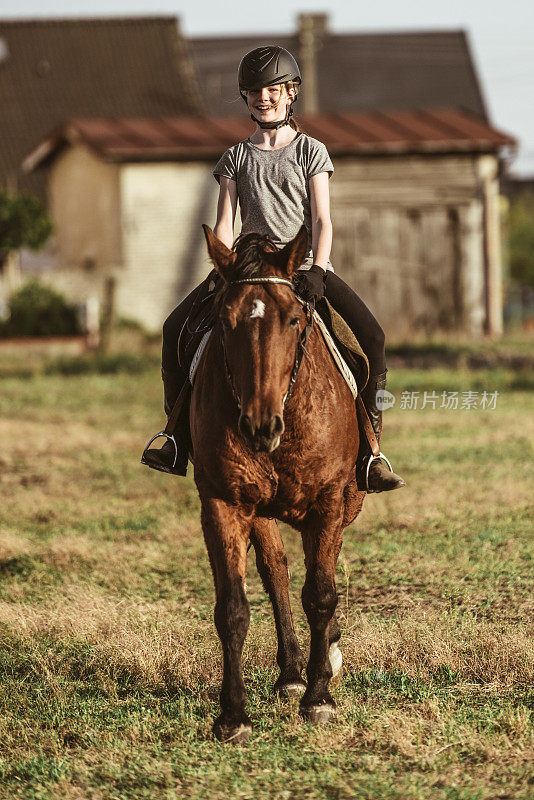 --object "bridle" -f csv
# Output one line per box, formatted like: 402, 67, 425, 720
220, 276, 314, 412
